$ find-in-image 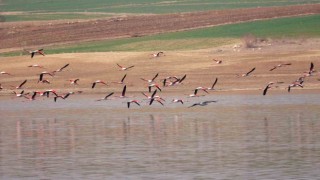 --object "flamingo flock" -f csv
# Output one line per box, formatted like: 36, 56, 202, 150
0, 48, 319, 109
